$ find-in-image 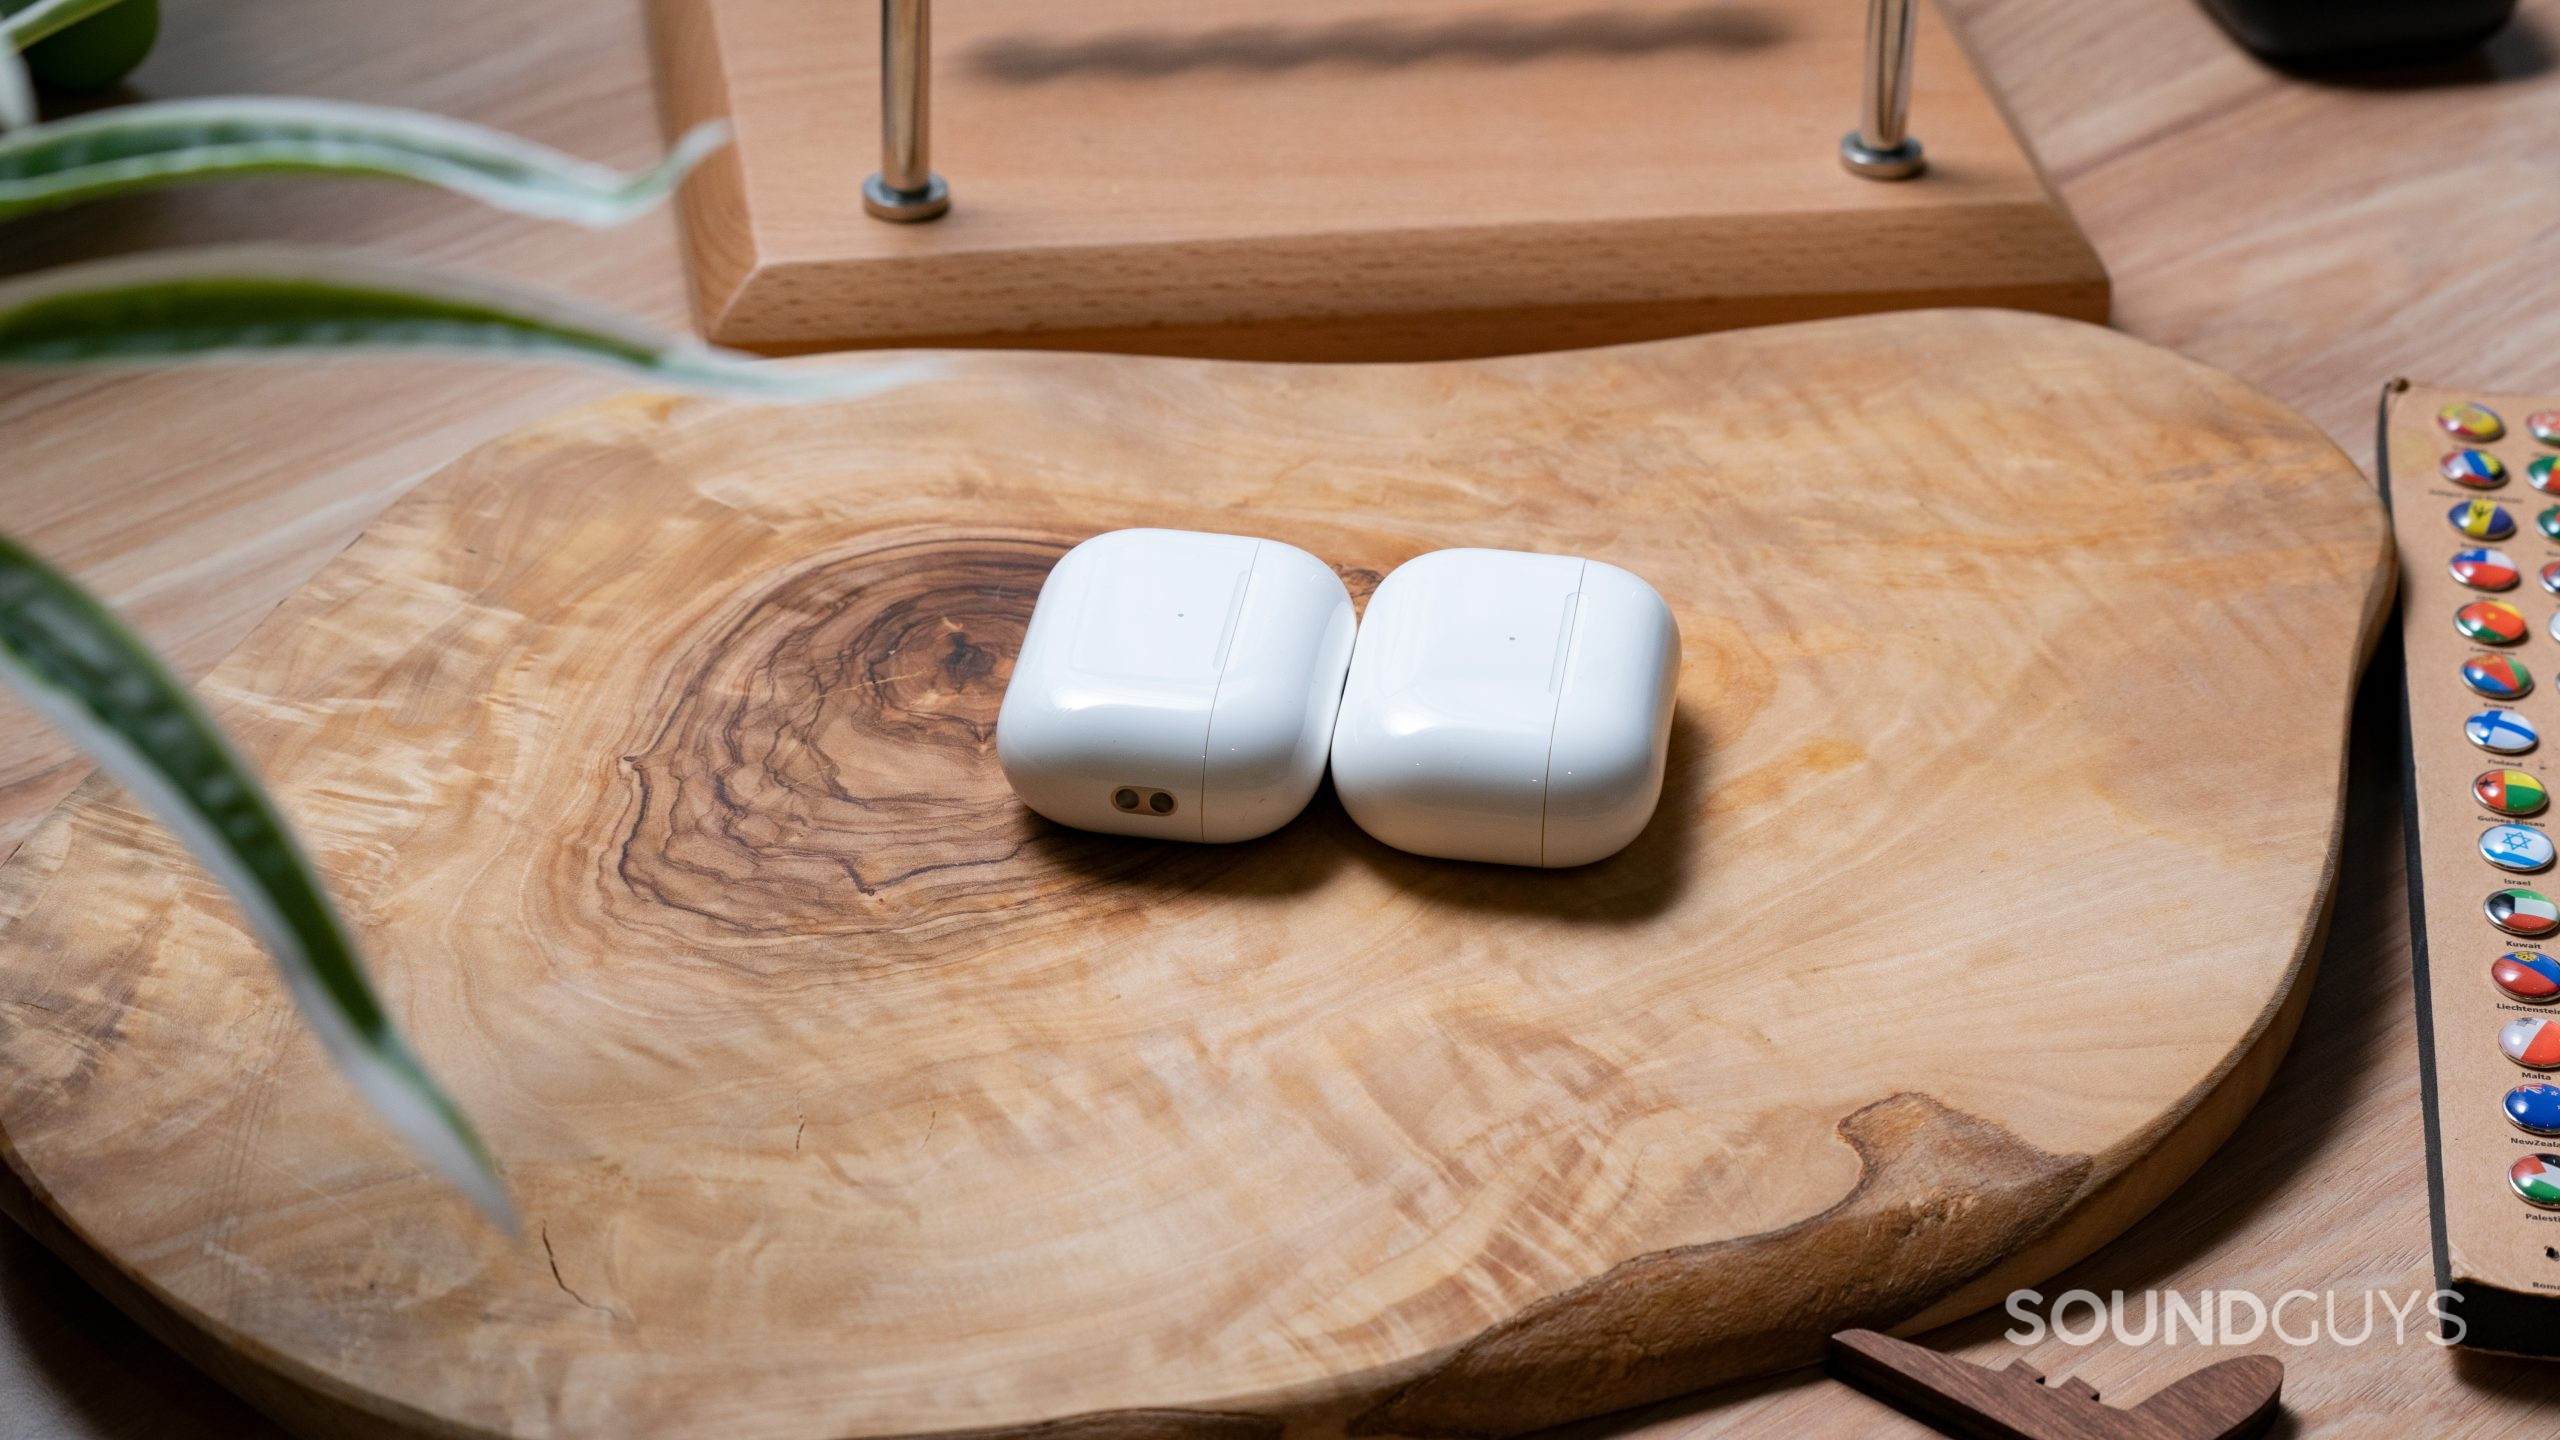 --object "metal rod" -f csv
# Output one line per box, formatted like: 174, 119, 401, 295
863, 0, 949, 221
1841, 0, 1925, 180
